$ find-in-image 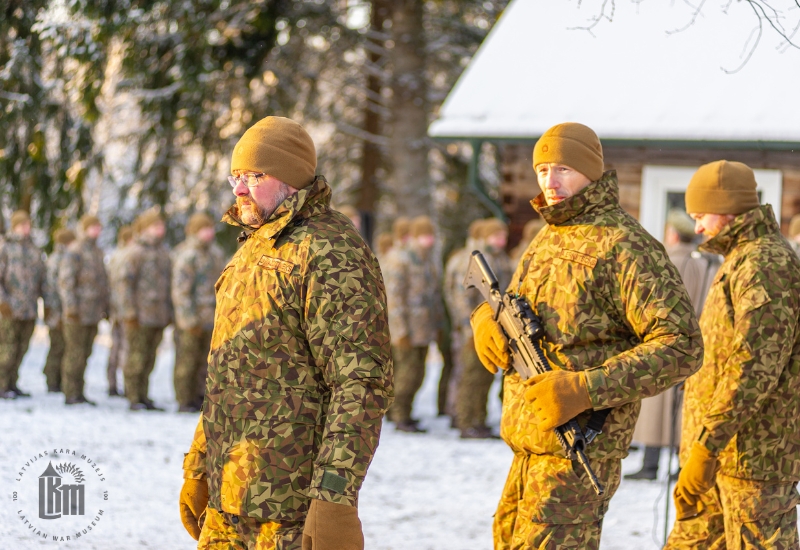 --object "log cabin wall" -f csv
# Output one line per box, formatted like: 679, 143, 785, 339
500, 143, 800, 250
